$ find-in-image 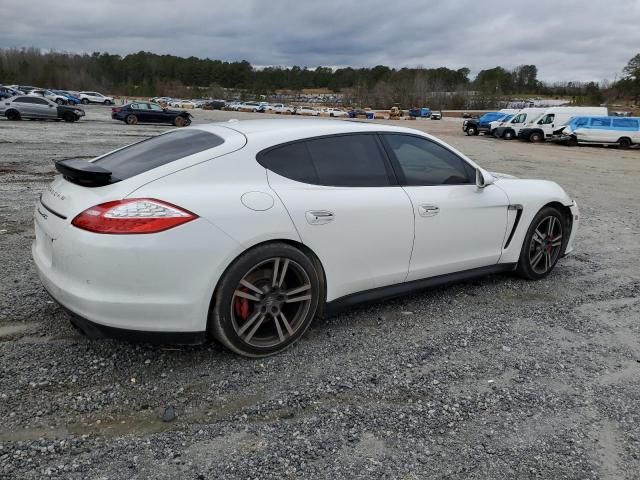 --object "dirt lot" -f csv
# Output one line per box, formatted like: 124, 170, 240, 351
0, 107, 639, 479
